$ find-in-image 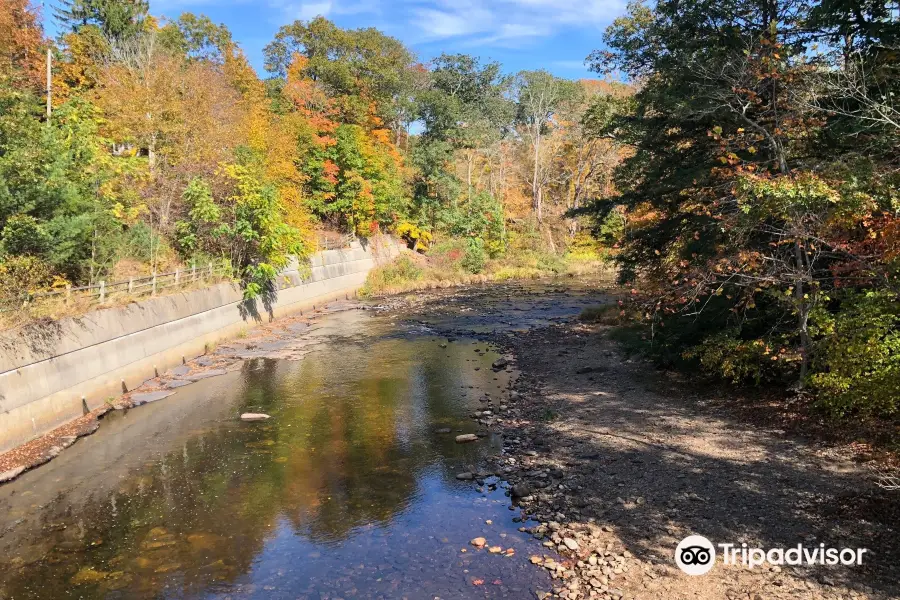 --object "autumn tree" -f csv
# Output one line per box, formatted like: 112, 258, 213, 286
0, 0, 45, 90
514, 70, 580, 223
